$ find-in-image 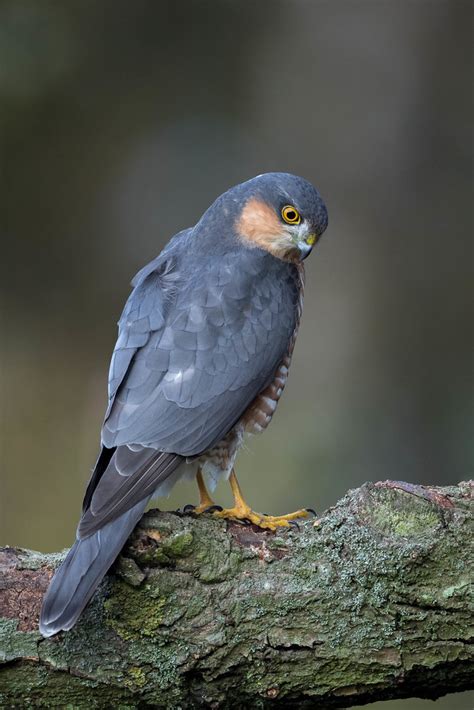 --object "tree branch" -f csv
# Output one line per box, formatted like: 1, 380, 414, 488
1, 480, 473, 708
